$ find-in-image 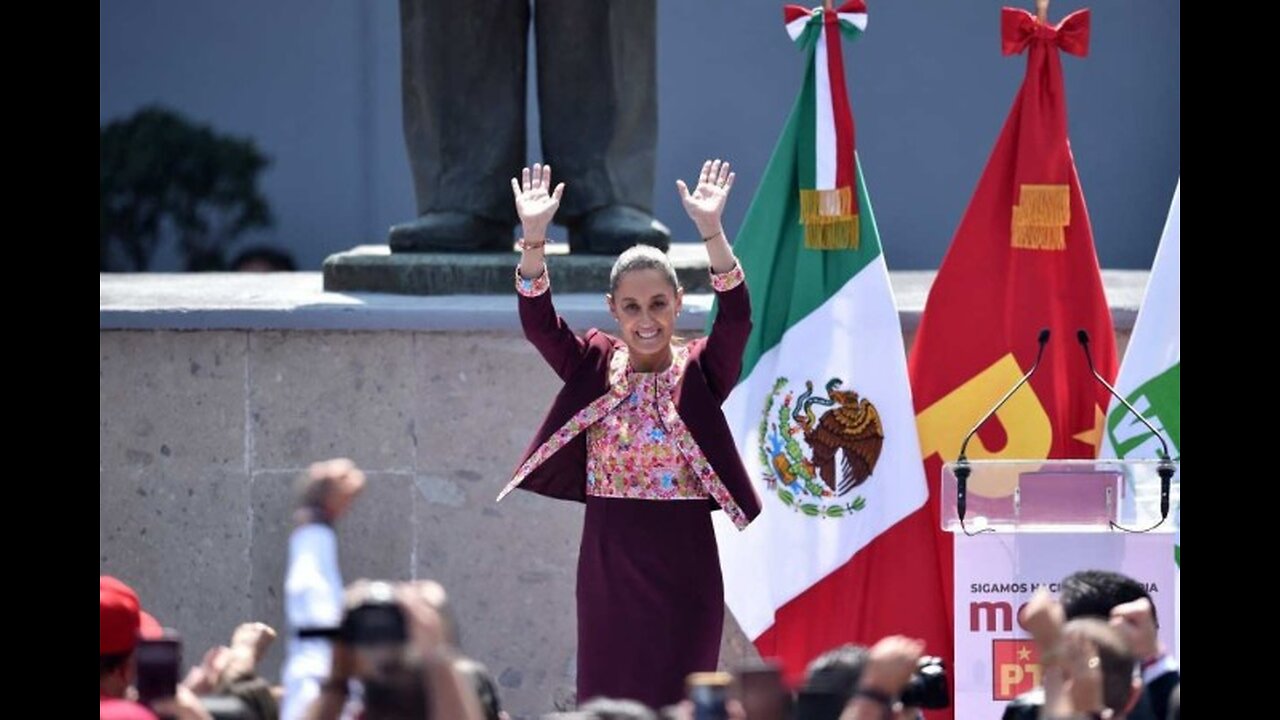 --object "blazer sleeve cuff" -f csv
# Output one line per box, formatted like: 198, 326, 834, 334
516, 265, 551, 297
710, 263, 745, 292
